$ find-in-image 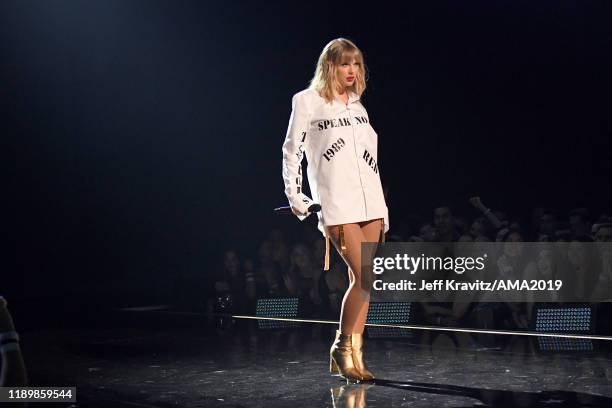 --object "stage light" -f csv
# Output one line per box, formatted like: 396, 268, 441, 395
537, 336, 594, 352
534, 306, 593, 333
255, 297, 301, 329
366, 302, 412, 324
366, 302, 412, 338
